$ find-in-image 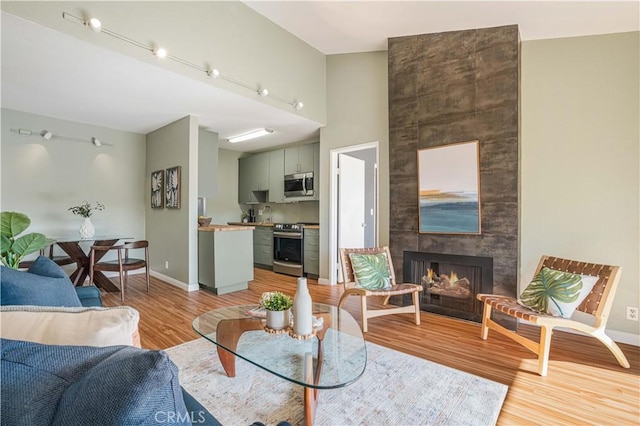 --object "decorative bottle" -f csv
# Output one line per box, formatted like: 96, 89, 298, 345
293, 277, 313, 336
